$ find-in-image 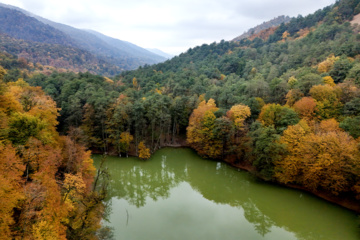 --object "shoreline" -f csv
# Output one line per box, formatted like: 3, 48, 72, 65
227, 157, 360, 214
97, 145, 360, 214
